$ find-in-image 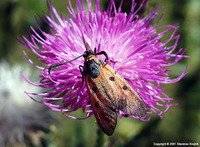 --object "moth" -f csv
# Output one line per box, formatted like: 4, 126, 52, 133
49, 40, 149, 136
